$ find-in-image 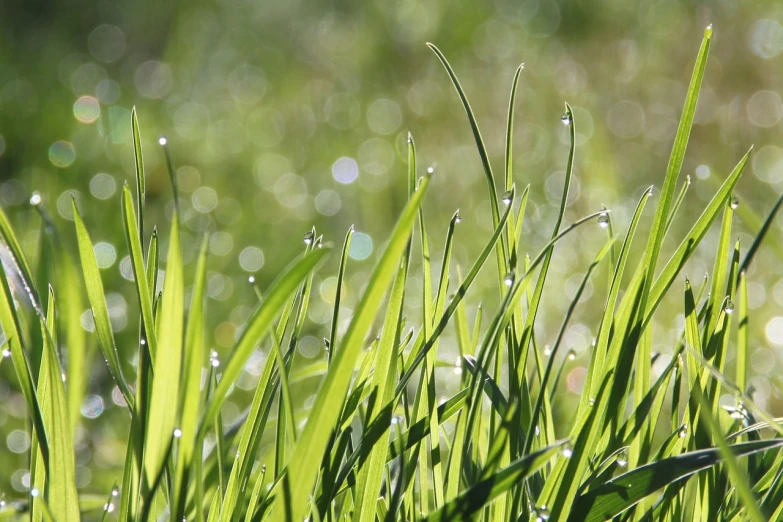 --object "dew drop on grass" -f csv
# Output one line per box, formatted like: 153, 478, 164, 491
679, 424, 688, 438
209, 350, 220, 367
30, 488, 39, 497
731, 196, 739, 209
111, 486, 119, 497
533, 505, 550, 521
158, 136, 167, 146
303, 230, 315, 245
616, 449, 628, 467
427, 164, 435, 175
503, 271, 515, 286
501, 190, 513, 205
724, 300, 735, 314
685, 174, 692, 186
567, 350, 576, 361
543, 346, 552, 356
104, 502, 115, 513
261, 464, 267, 474
454, 210, 461, 224
598, 212, 609, 228
2, 349, 10, 358
248, 275, 255, 284
561, 443, 573, 458
30, 192, 42, 206
588, 397, 595, 407
560, 111, 572, 126
173, 428, 182, 438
